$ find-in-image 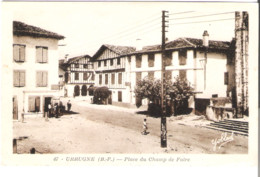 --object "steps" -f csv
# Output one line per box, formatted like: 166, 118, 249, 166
205, 119, 248, 136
